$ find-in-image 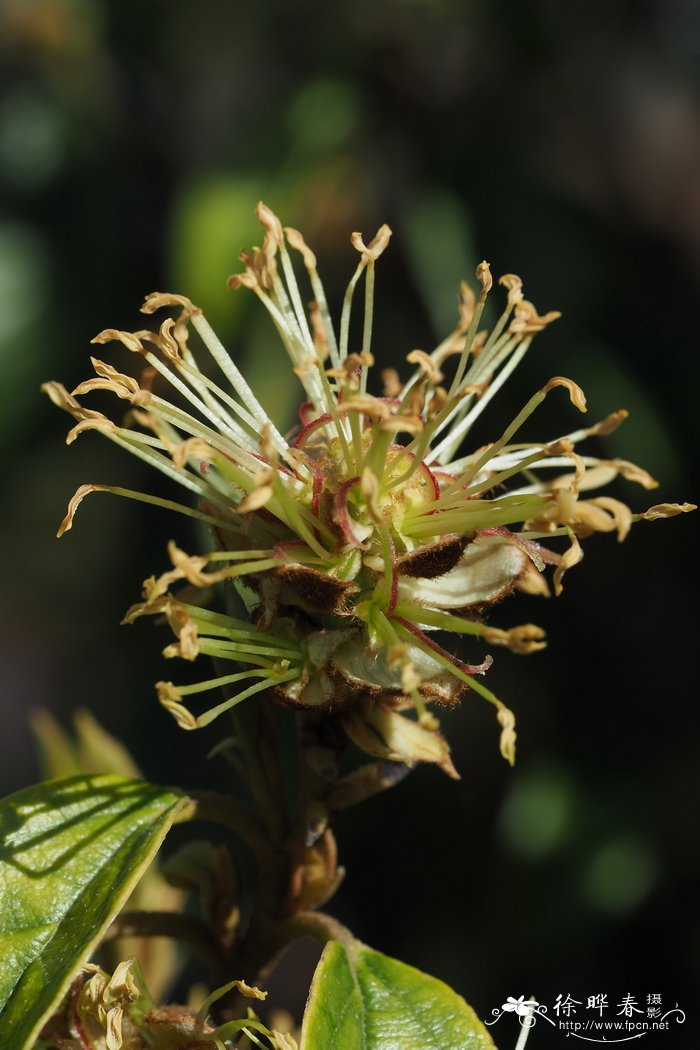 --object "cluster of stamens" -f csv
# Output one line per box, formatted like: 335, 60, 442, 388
43, 203, 694, 773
